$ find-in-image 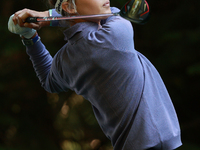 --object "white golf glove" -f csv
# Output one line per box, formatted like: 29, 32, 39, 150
8, 14, 36, 39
